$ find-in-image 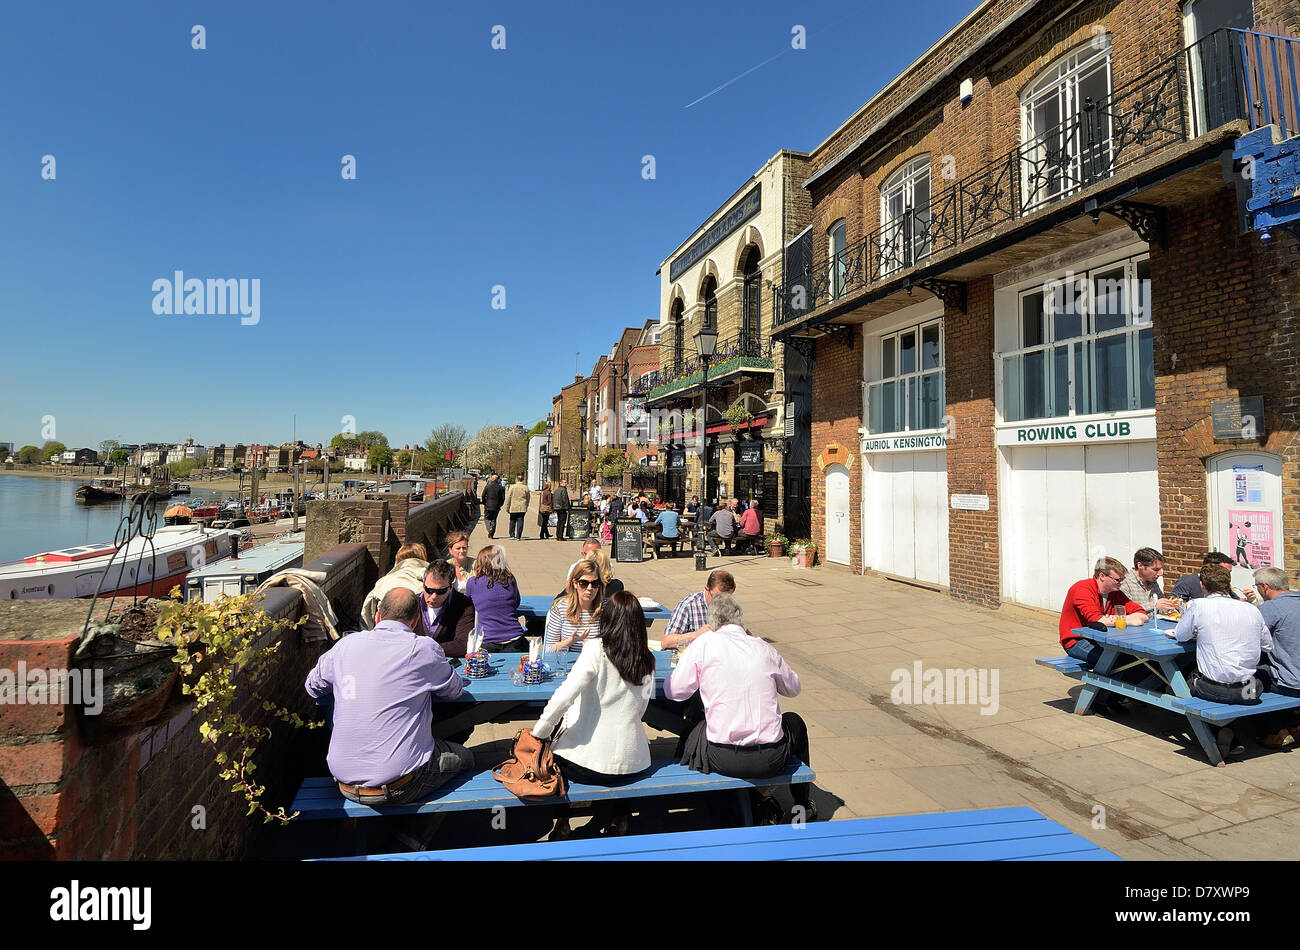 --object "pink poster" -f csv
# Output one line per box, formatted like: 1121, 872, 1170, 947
1228, 510, 1274, 568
